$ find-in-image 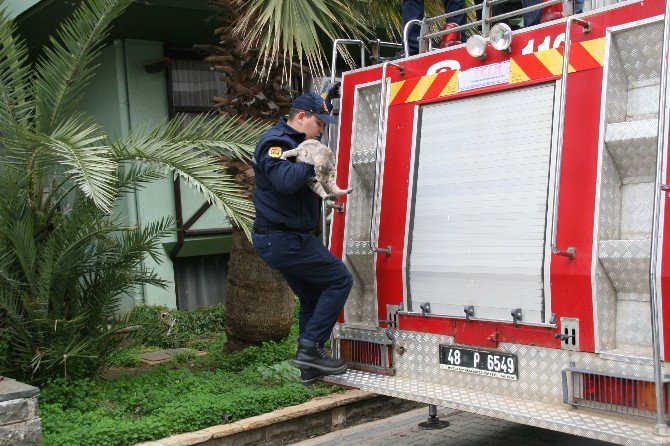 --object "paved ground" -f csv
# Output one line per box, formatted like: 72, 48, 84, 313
294, 407, 616, 446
